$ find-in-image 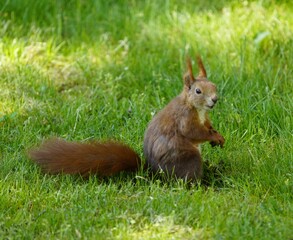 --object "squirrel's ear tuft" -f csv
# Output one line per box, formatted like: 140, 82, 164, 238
196, 55, 207, 78
183, 57, 195, 88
